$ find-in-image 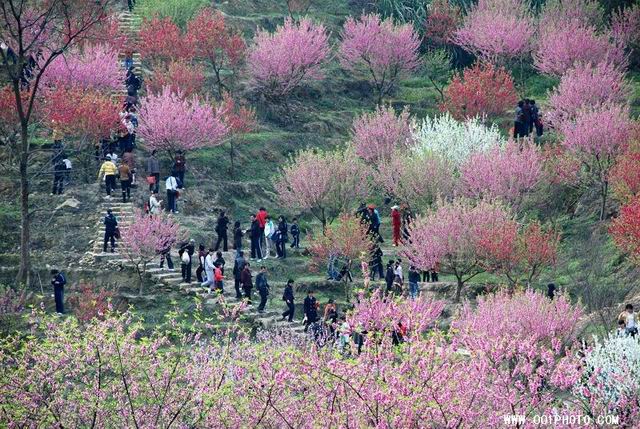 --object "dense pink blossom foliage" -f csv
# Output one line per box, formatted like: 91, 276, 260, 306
351, 105, 413, 162
375, 150, 455, 209
452, 0, 534, 64
459, 139, 544, 207
137, 86, 228, 156
247, 18, 329, 100
403, 199, 515, 301
534, 20, 626, 76
42, 44, 123, 91
339, 14, 421, 102
546, 61, 631, 128
611, 3, 640, 55
121, 210, 186, 266
275, 148, 369, 228
147, 60, 206, 98
540, 0, 604, 28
